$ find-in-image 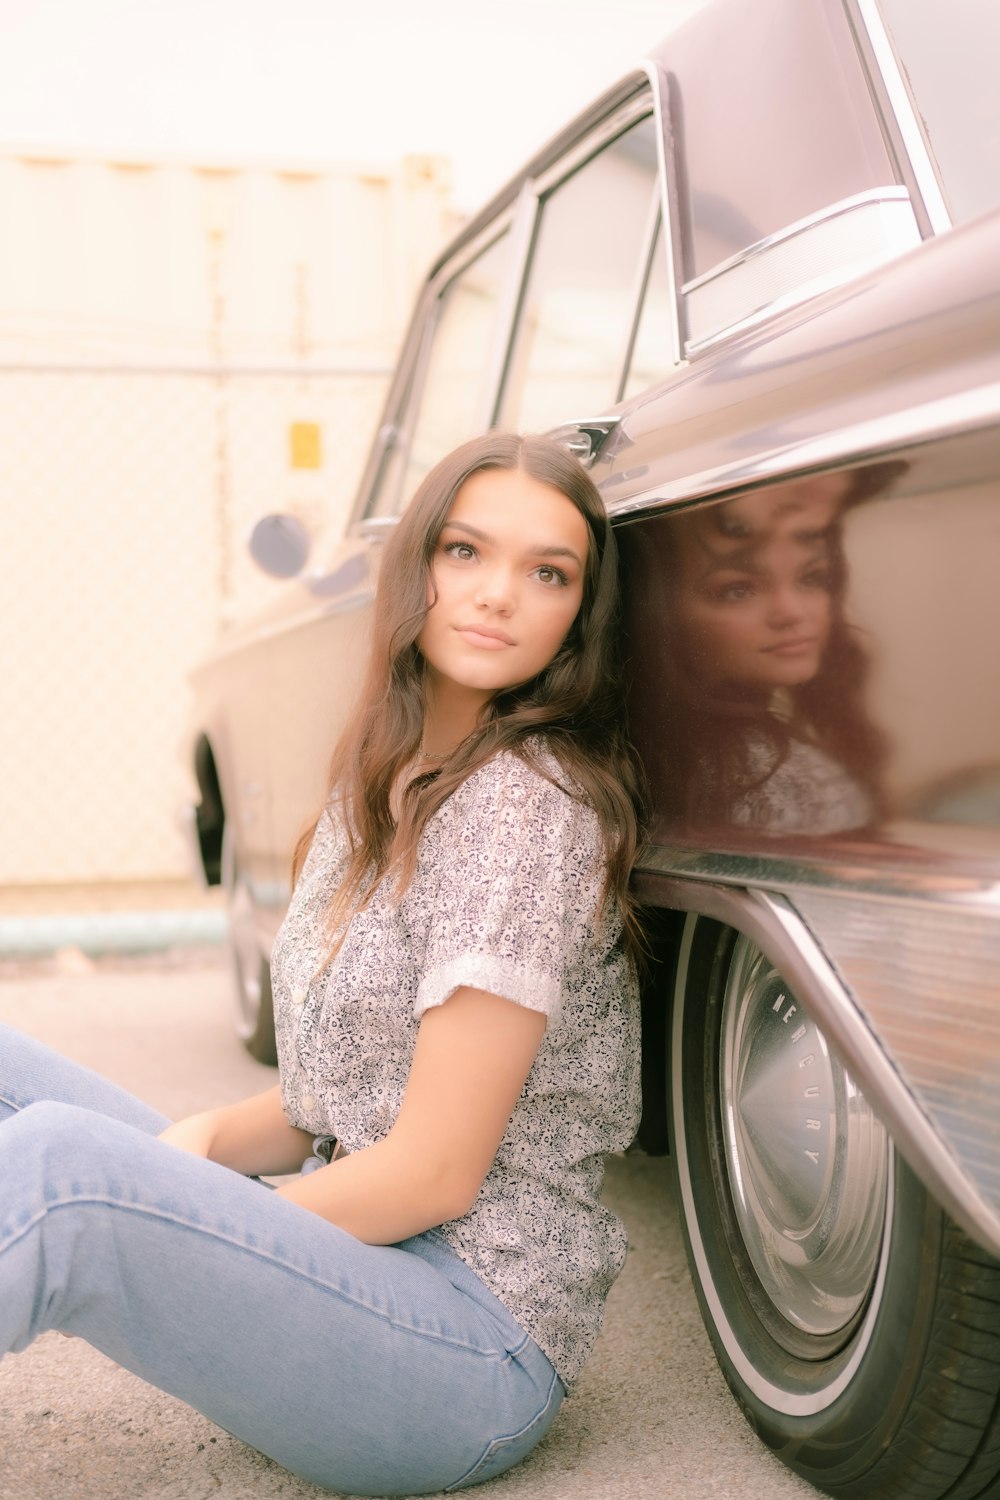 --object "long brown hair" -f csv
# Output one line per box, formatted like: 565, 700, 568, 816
295, 431, 645, 956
